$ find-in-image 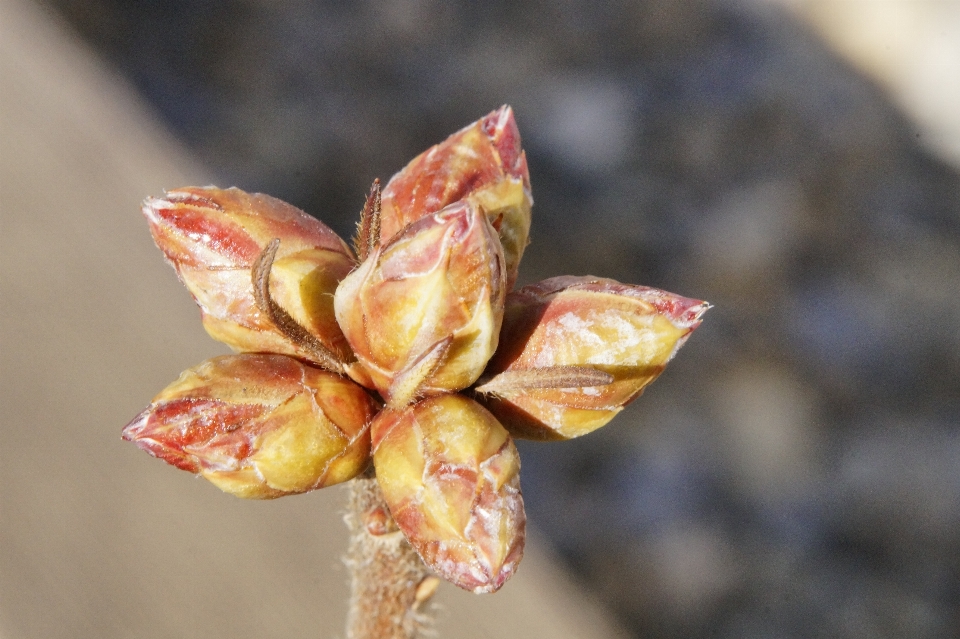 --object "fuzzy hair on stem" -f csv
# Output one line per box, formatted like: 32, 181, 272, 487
344, 476, 435, 639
